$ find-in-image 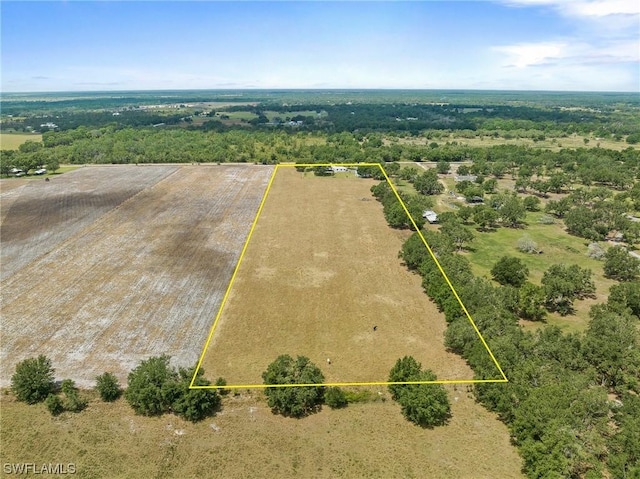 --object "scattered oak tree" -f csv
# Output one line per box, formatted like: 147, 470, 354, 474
491, 256, 529, 288
604, 245, 640, 282
262, 355, 325, 418
388, 357, 450, 427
